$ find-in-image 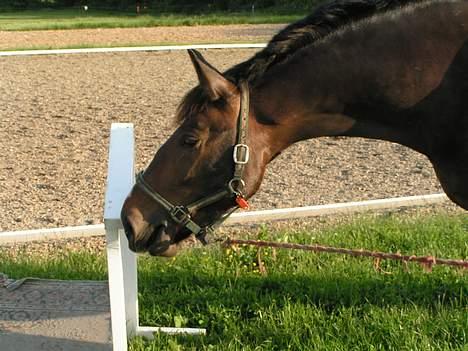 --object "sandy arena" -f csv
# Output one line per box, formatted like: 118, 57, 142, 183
1, 45, 458, 233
